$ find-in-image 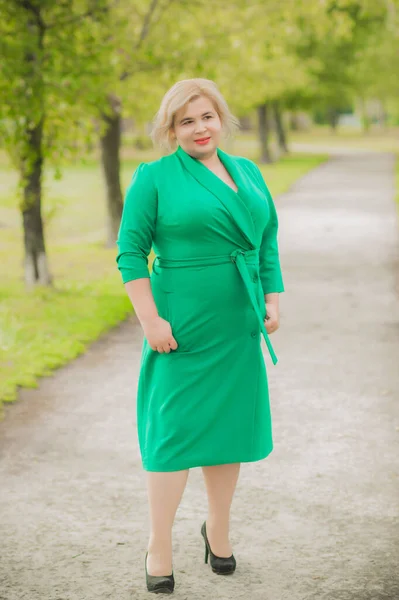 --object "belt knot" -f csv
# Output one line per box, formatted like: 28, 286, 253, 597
230, 248, 258, 264
230, 249, 246, 263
